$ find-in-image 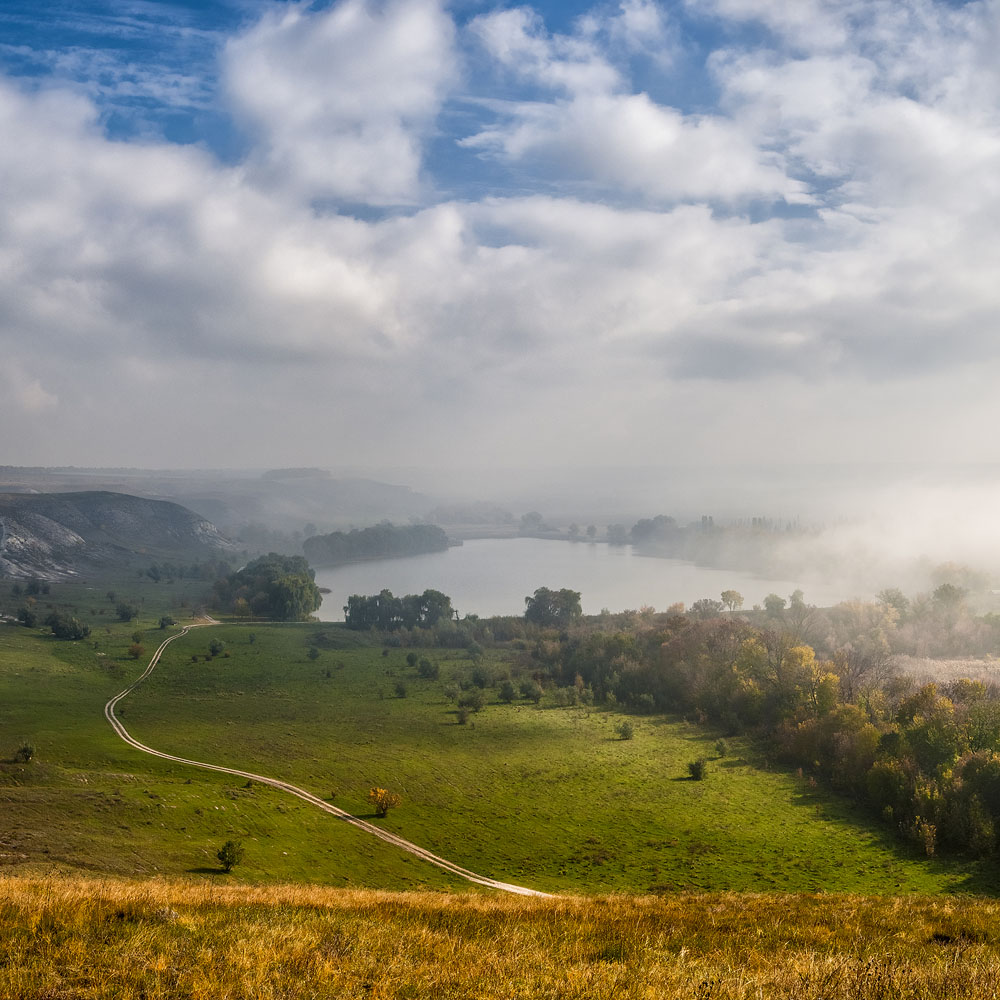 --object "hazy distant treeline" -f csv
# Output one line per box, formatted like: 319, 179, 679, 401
303, 523, 449, 567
